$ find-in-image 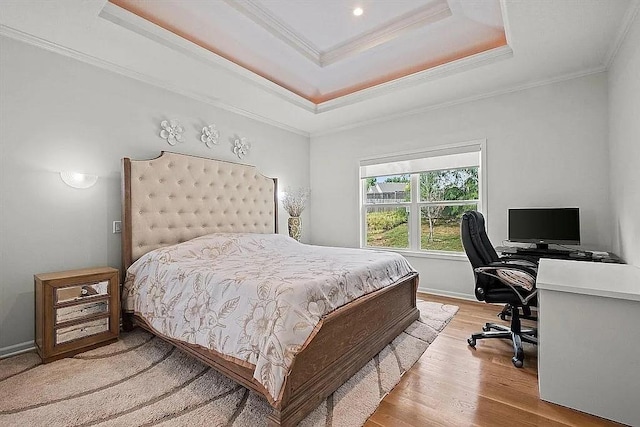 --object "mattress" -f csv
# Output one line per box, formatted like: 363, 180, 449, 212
122, 232, 414, 402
